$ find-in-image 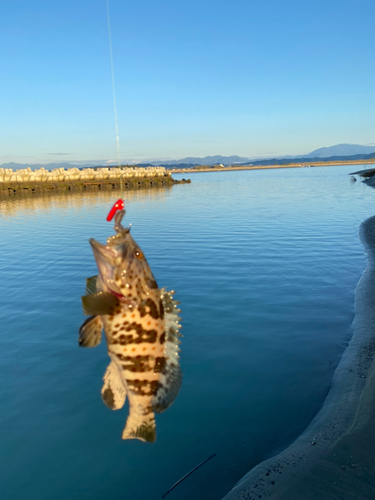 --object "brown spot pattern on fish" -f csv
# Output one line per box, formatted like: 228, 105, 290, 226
113, 326, 158, 345
148, 278, 158, 289
154, 356, 167, 373
138, 298, 162, 319
121, 355, 152, 372
159, 300, 164, 319
126, 378, 160, 396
